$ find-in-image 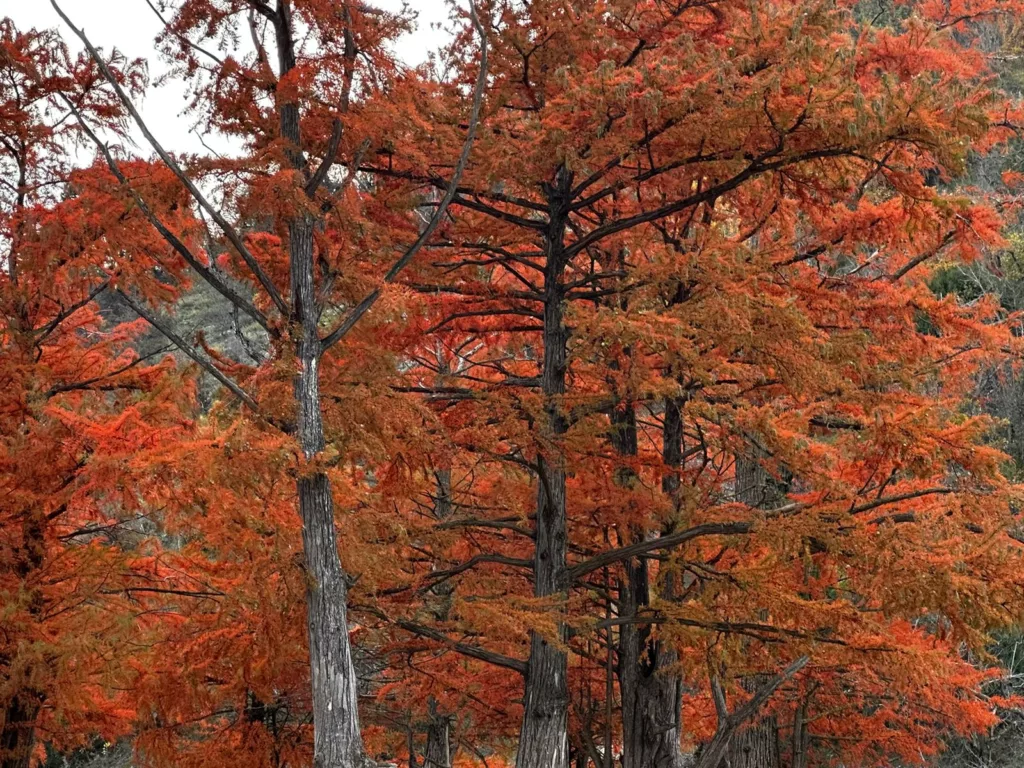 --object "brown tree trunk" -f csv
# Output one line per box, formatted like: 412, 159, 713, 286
517, 173, 572, 768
